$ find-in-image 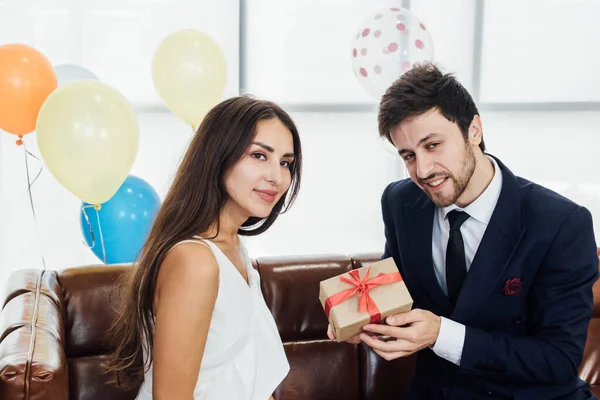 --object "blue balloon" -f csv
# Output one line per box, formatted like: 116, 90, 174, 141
54, 63, 99, 86
80, 175, 161, 264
